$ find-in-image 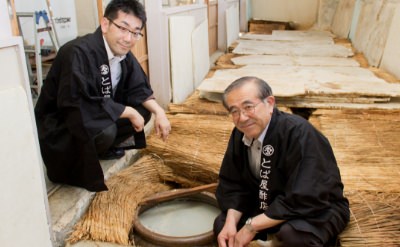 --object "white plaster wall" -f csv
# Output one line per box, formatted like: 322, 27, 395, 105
250, 0, 319, 29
